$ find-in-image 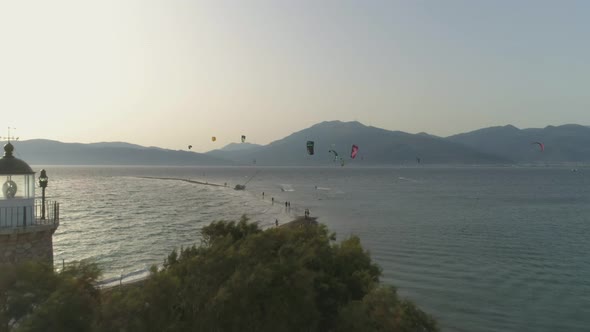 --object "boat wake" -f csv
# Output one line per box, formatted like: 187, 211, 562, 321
279, 184, 295, 192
